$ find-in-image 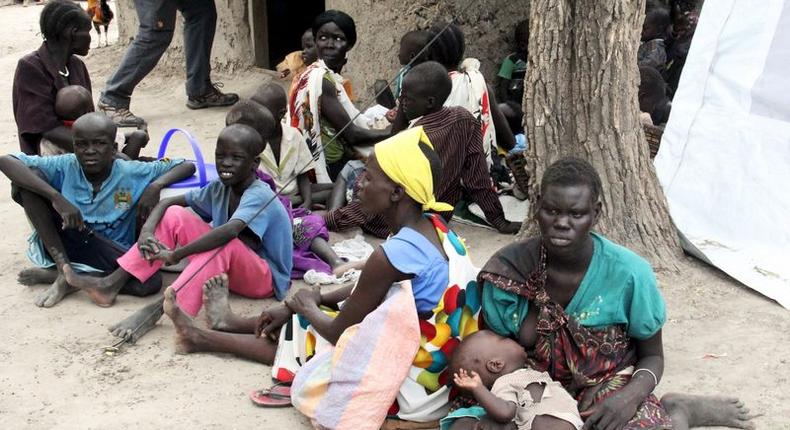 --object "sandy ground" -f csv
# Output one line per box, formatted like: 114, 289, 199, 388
0, 4, 788, 429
